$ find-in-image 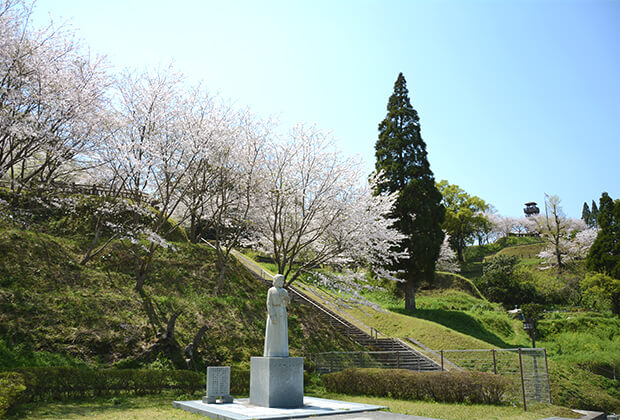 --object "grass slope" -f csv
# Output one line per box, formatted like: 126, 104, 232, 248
346, 290, 620, 412
0, 227, 359, 371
